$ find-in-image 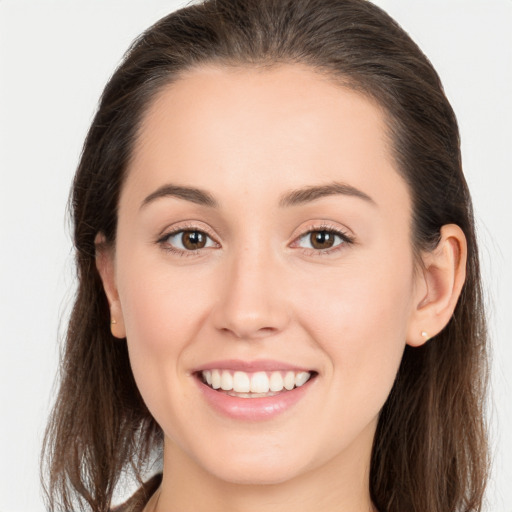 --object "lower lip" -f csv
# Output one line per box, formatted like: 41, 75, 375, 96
196, 376, 316, 421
